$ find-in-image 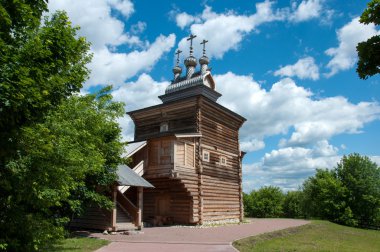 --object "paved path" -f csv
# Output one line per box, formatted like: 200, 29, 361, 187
93, 218, 309, 252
